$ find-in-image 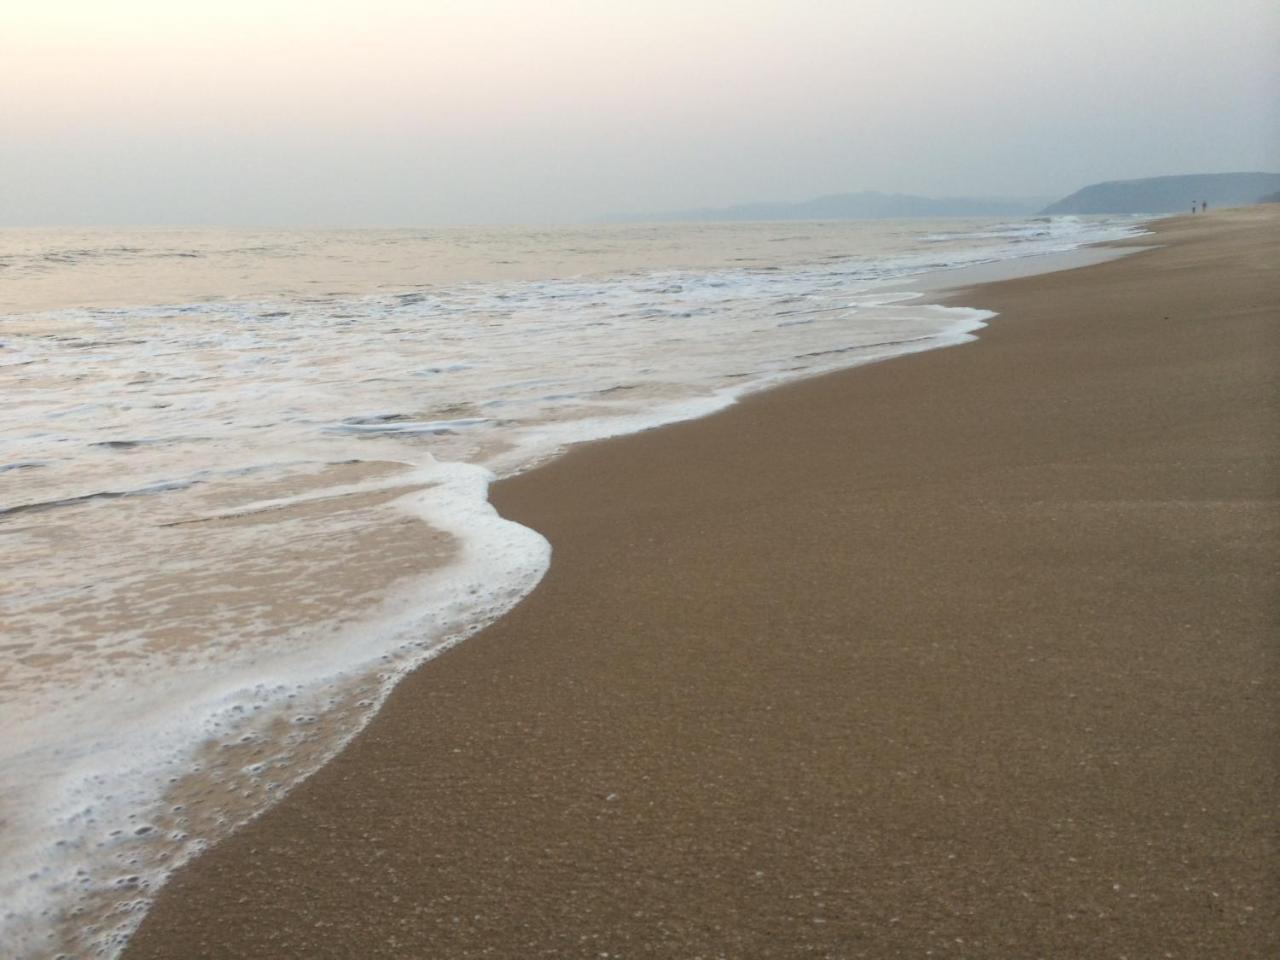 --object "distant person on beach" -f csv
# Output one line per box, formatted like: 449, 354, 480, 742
1202, 201, 1208, 212
1192, 203, 1198, 213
